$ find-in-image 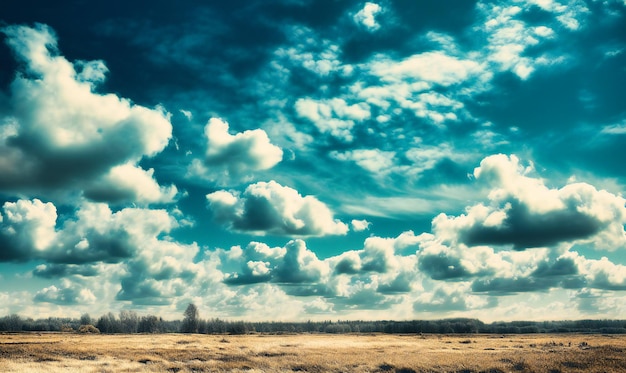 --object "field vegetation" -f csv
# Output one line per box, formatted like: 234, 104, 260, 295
1, 332, 625, 372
